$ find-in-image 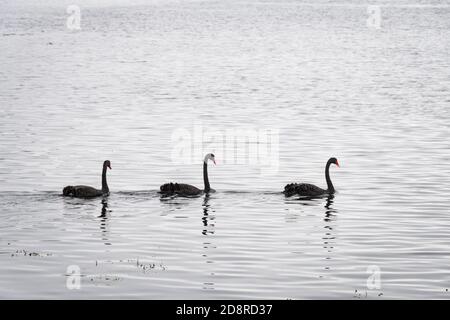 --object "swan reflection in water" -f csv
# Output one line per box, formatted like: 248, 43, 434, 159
201, 194, 216, 291
322, 194, 338, 272
324, 194, 337, 223
98, 198, 112, 246
286, 193, 338, 272
202, 194, 215, 236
